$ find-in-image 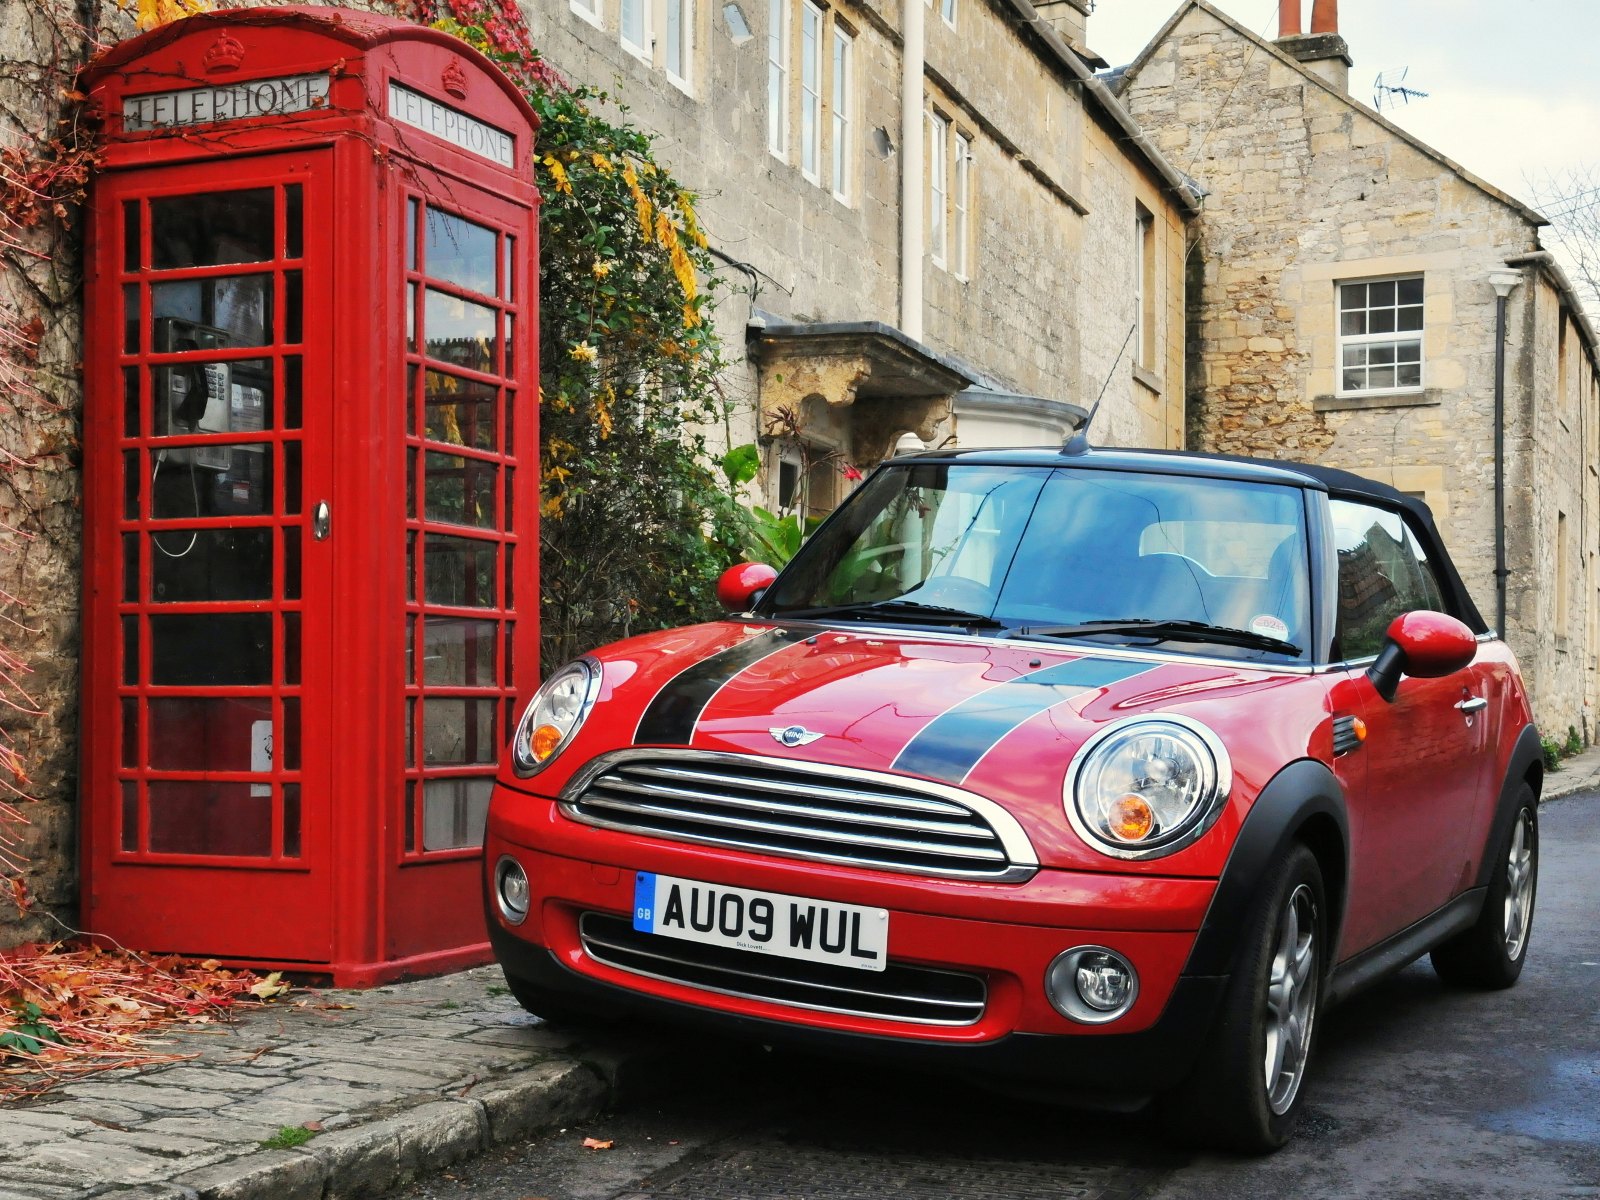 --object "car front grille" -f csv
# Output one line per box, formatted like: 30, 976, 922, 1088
578, 911, 987, 1026
559, 750, 1038, 882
